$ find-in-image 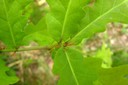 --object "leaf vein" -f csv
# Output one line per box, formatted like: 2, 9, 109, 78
65, 50, 79, 85
3, 0, 16, 46
61, 0, 72, 39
